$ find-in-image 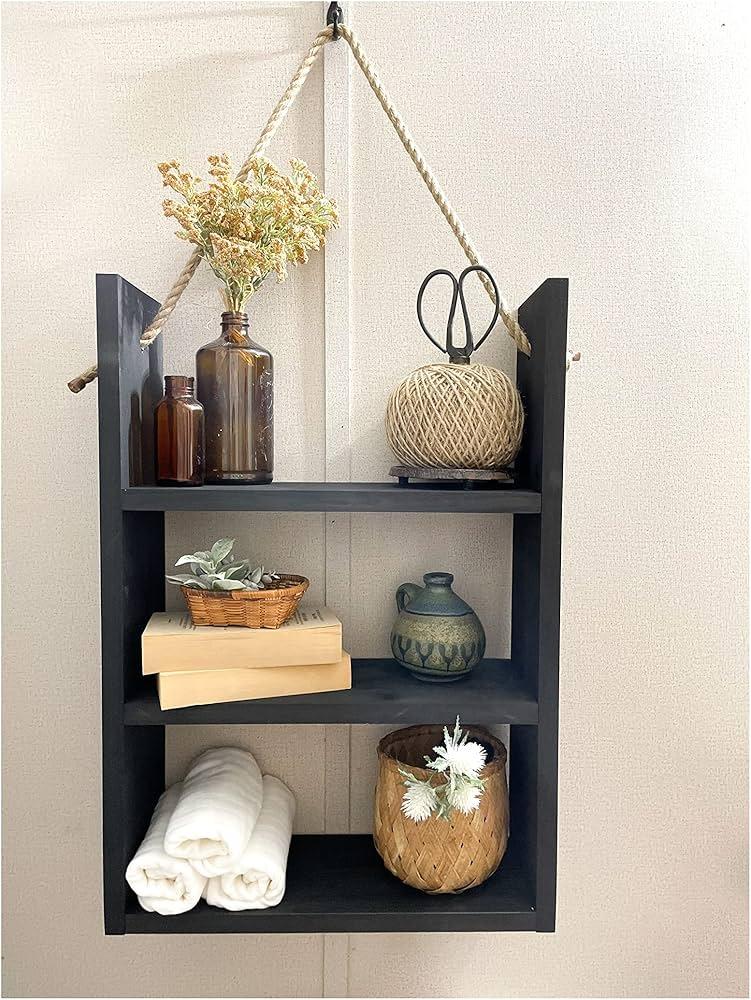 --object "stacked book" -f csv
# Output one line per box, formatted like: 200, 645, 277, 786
142, 607, 350, 709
